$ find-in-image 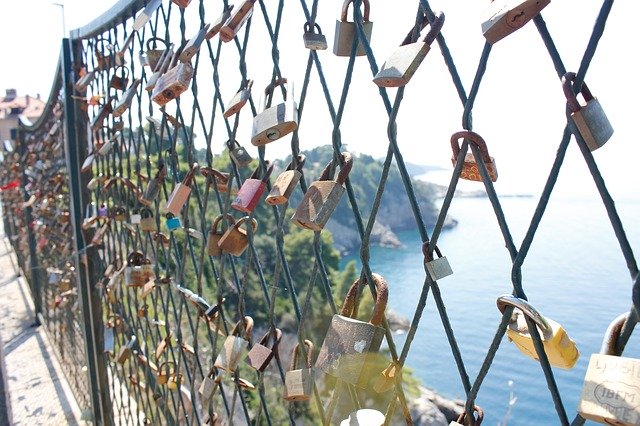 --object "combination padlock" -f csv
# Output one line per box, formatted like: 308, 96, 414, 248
251, 78, 298, 146
232, 161, 273, 213
265, 154, 305, 205
333, 0, 373, 57
450, 130, 498, 182
214, 316, 254, 373
283, 339, 314, 401
482, 0, 550, 44
223, 80, 253, 119
303, 22, 328, 50
217, 216, 257, 257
